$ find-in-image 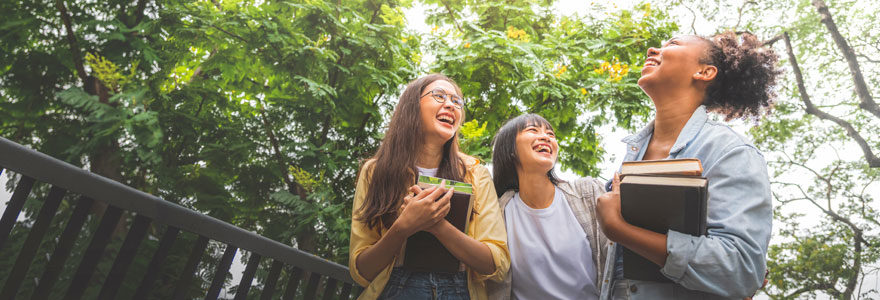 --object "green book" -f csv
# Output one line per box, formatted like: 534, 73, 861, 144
417, 175, 473, 194
403, 175, 474, 273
